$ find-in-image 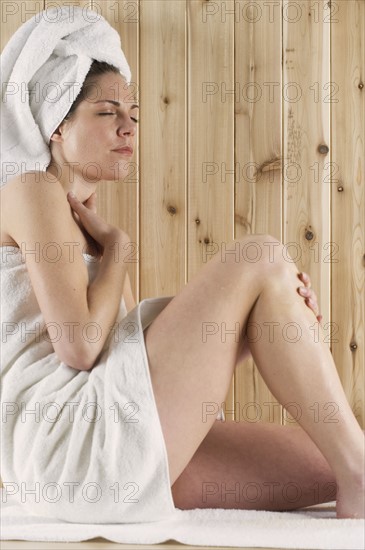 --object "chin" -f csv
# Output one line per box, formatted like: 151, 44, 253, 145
103, 164, 132, 182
